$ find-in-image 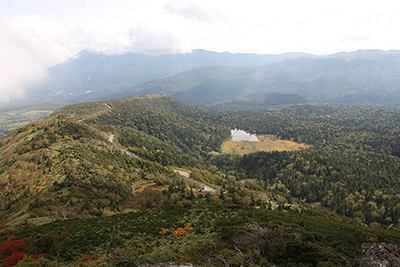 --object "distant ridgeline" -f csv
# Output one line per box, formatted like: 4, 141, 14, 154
1, 93, 400, 266
4, 49, 400, 137
21, 49, 400, 107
